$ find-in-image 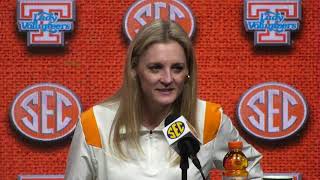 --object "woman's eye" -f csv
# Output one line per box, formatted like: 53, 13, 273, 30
172, 65, 184, 73
148, 65, 162, 72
